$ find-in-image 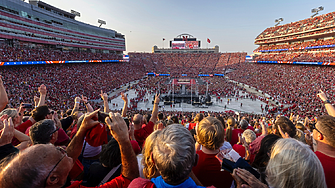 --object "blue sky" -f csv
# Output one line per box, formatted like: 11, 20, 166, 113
44, 0, 335, 55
